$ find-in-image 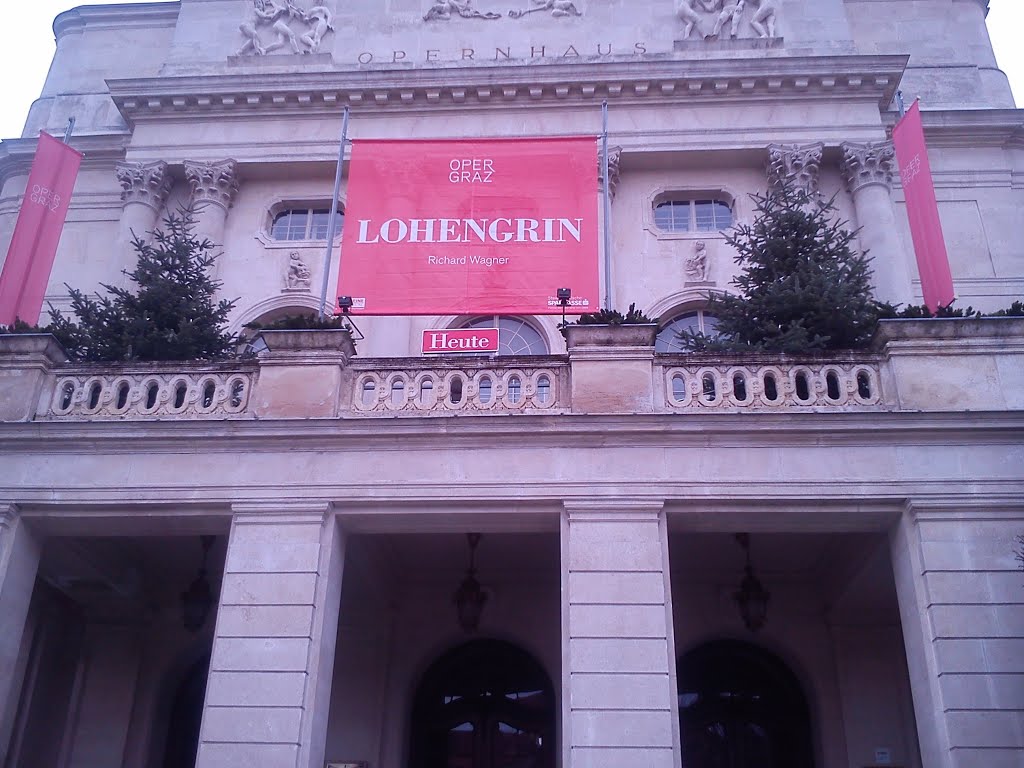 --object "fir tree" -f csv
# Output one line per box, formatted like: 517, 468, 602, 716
681, 185, 878, 353
48, 211, 236, 361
